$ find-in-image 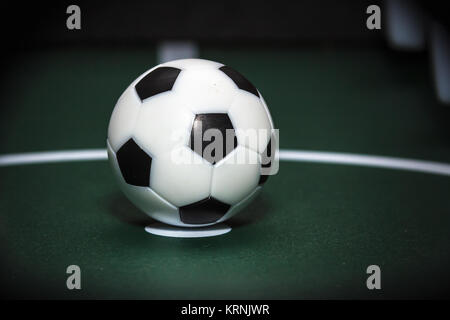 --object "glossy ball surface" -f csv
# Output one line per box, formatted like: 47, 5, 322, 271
107, 59, 275, 227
